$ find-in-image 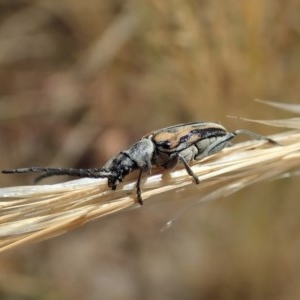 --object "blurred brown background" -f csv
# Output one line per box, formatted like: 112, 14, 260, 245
0, 0, 300, 299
